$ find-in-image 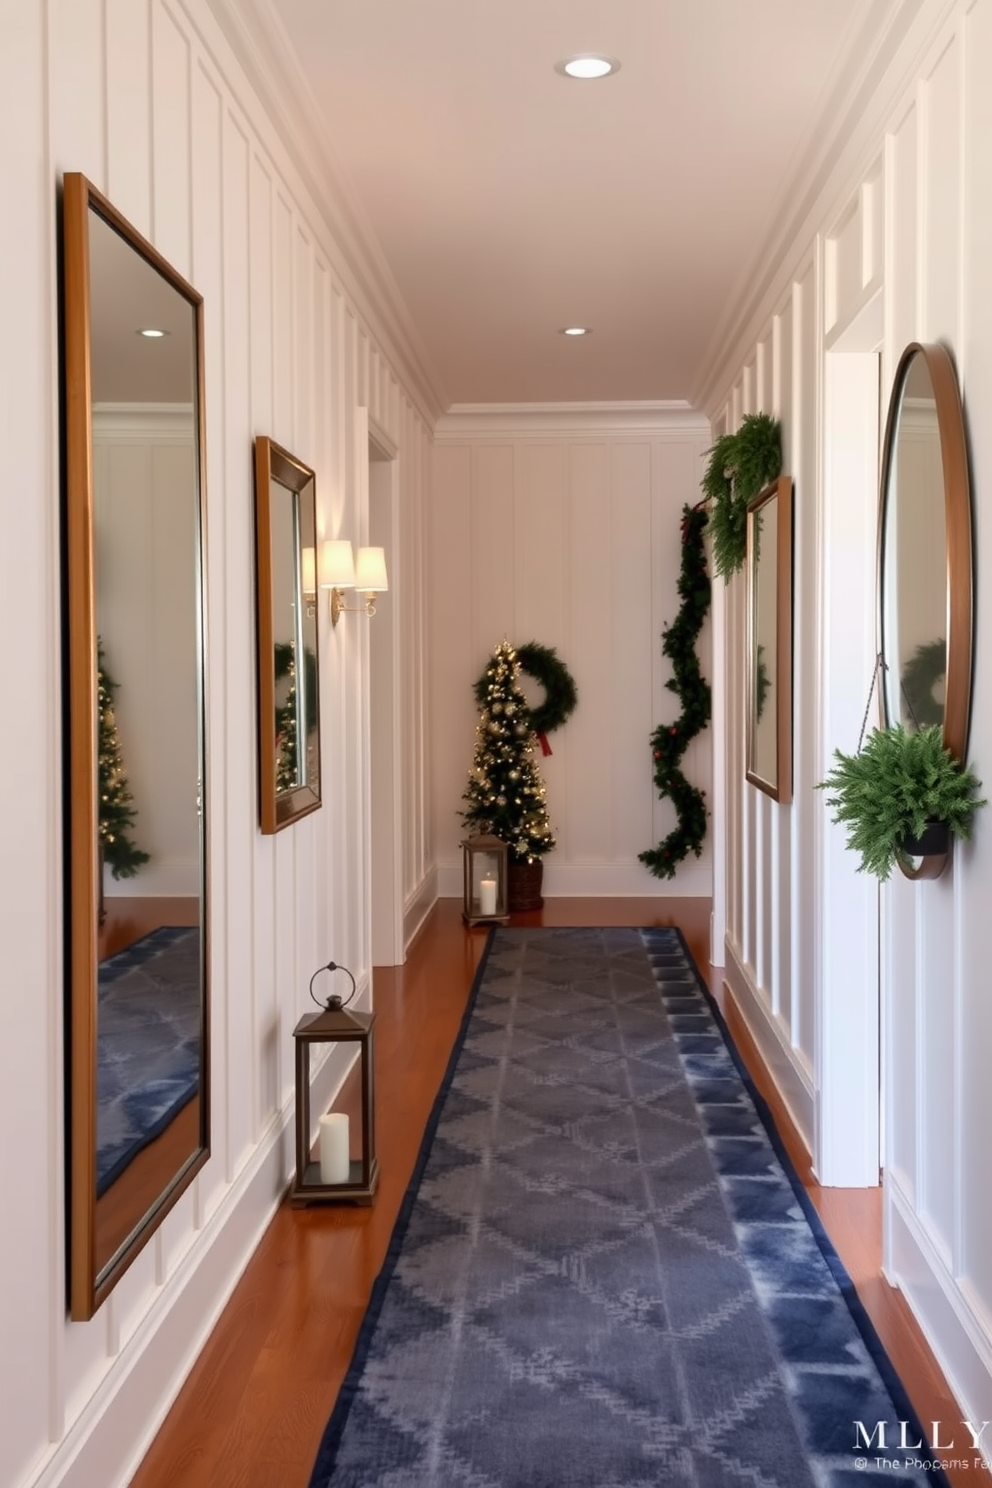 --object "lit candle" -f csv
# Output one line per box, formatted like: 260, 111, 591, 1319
479, 876, 497, 916
319, 1112, 350, 1184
